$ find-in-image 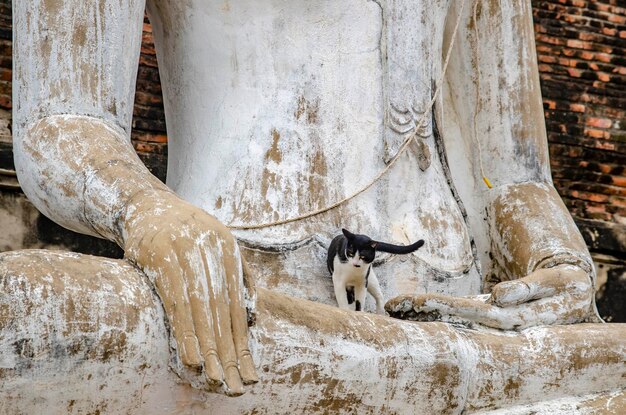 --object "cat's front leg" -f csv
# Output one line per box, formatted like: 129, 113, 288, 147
332, 273, 351, 310
354, 283, 367, 312
367, 272, 386, 315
